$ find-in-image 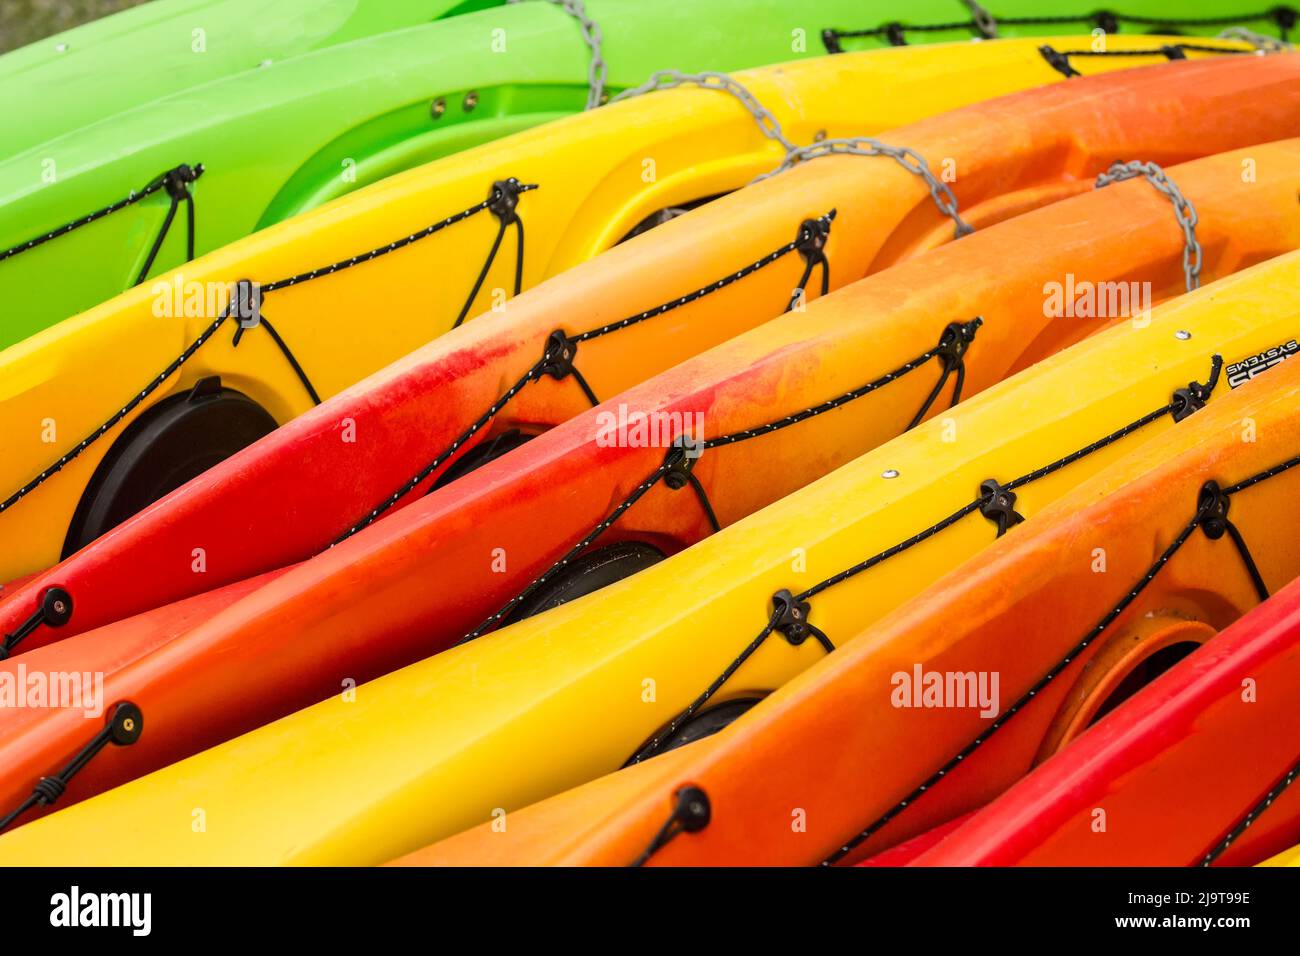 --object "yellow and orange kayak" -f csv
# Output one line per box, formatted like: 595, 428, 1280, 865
395, 348, 1300, 867
5, 236, 1300, 863
4, 137, 1300, 836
